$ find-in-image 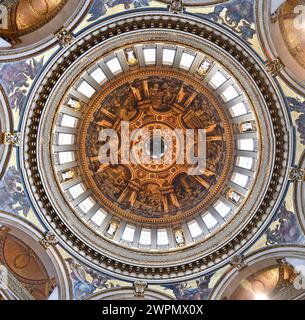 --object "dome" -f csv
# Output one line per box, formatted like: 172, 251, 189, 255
77, 61, 236, 225
0, 0, 303, 302
256, 0, 305, 95
0, 0, 67, 38
210, 247, 305, 300
20, 10, 290, 283
0, 0, 91, 61
0, 211, 71, 300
